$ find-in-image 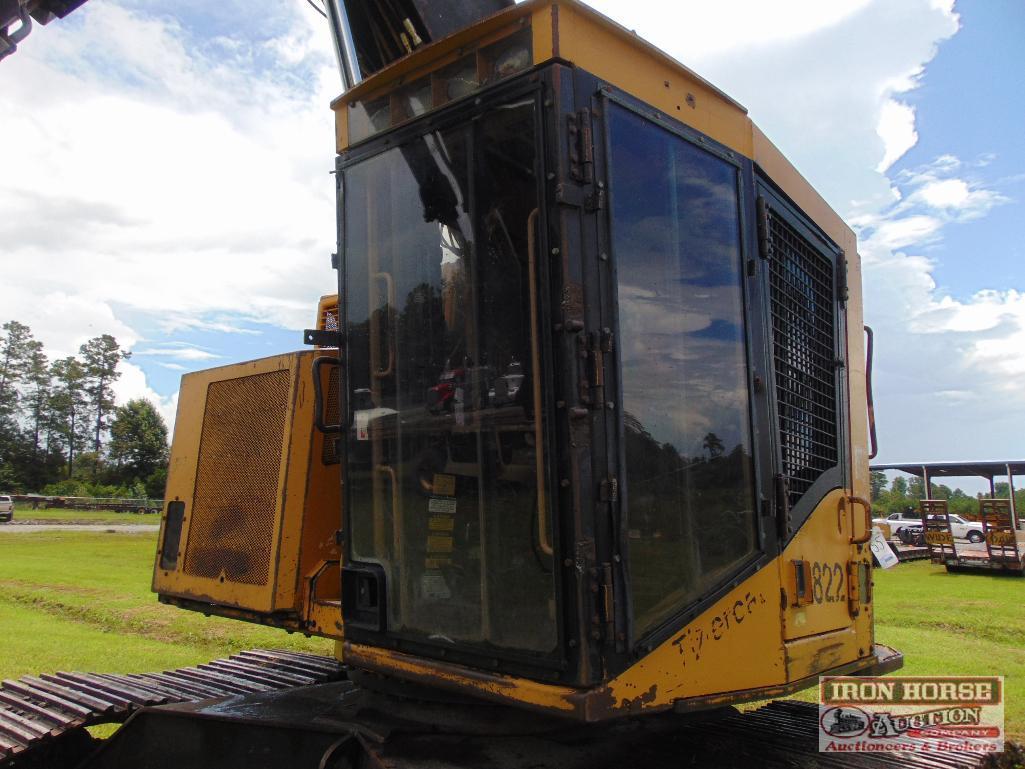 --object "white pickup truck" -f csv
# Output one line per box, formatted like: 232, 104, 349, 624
871, 511, 921, 538
872, 510, 986, 543
0, 495, 12, 523
900, 513, 985, 543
